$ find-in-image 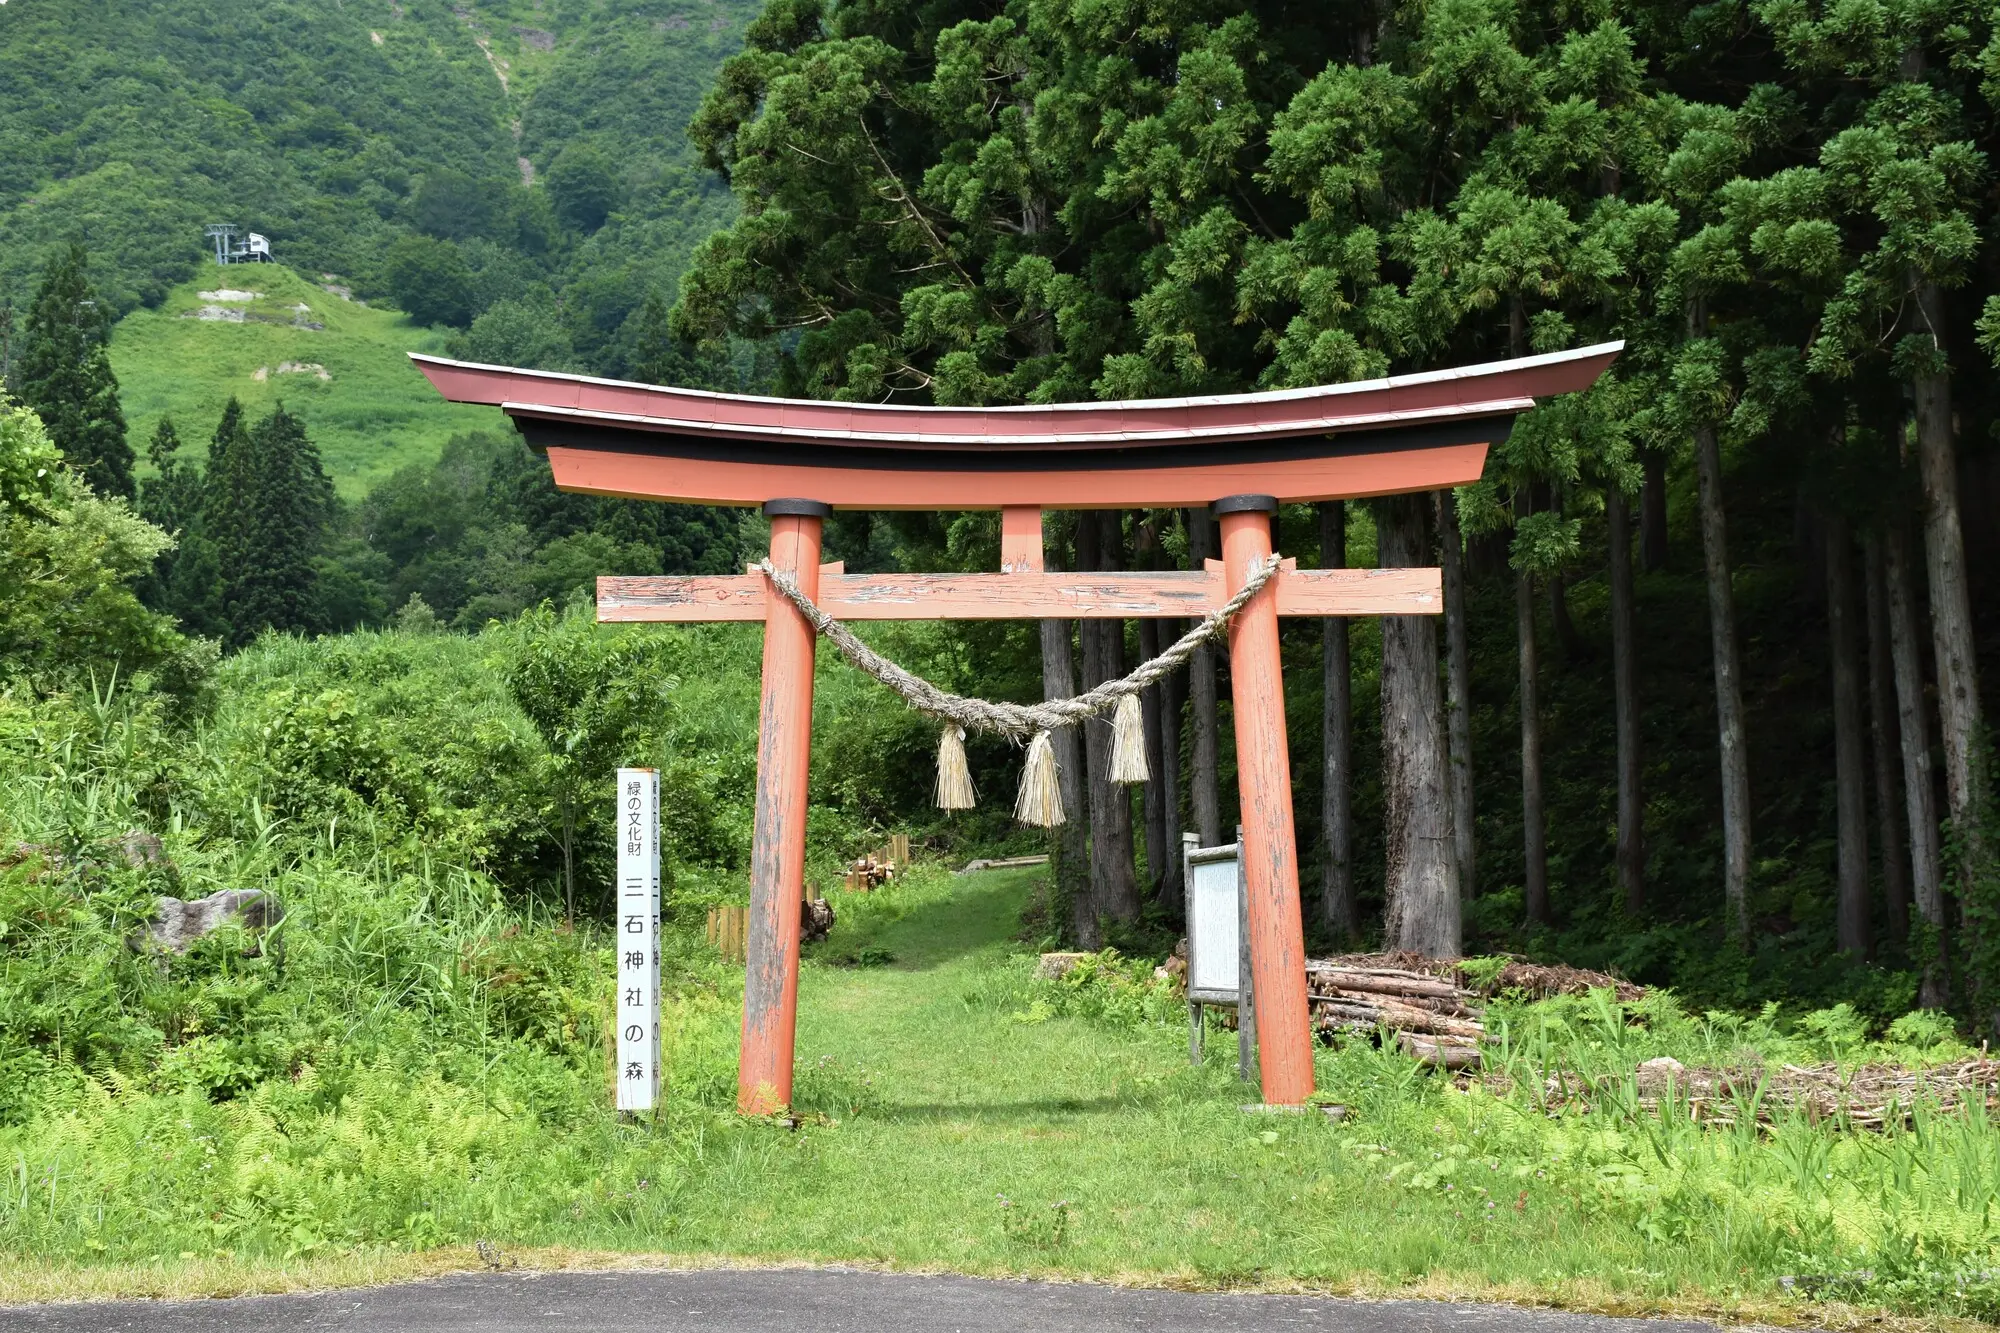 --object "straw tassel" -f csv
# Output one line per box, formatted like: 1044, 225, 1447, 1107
934, 725, 976, 810
1013, 730, 1065, 826
1109, 692, 1149, 784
